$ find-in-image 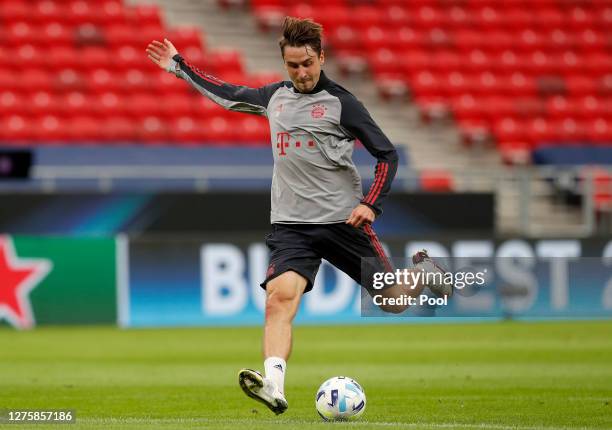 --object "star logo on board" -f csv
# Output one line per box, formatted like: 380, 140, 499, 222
0, 236, 52, 330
